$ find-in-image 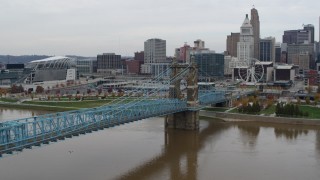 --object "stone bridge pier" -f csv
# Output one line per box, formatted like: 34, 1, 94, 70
165, 61, 199, 130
